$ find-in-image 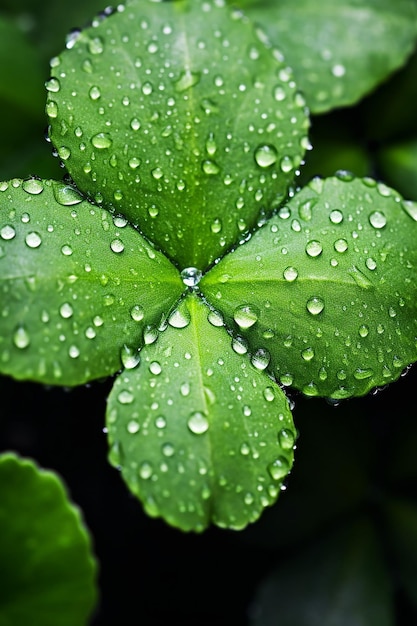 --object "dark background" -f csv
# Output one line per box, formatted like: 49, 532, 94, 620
1, 0, 417, 624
